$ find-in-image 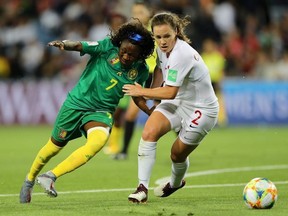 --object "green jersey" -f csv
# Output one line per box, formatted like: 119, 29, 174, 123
64, 38, 149, 113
